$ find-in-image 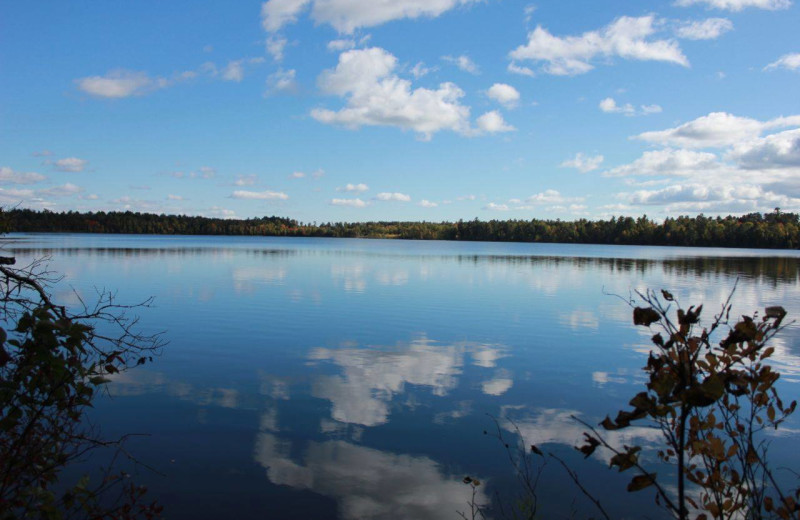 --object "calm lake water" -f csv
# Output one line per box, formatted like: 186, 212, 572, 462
6, 234, 800, 519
